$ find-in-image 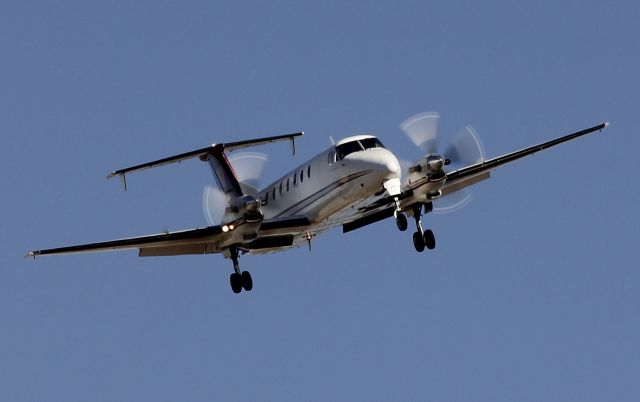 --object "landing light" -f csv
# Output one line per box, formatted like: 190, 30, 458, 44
222, 225, 230, 232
